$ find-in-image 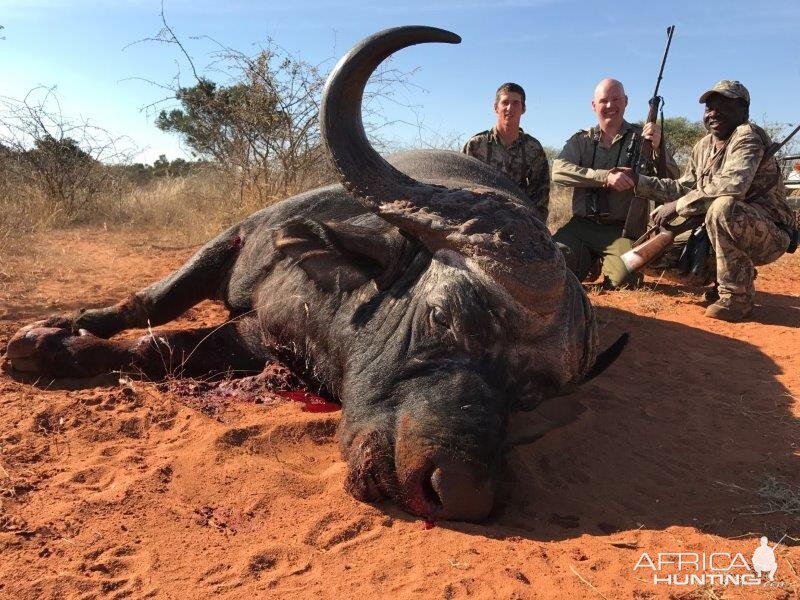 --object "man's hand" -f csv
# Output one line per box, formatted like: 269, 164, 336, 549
605, 168, 635, 192
615, 166, 638, 185
650, 200, 678, 227
642, 122, 662, 150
